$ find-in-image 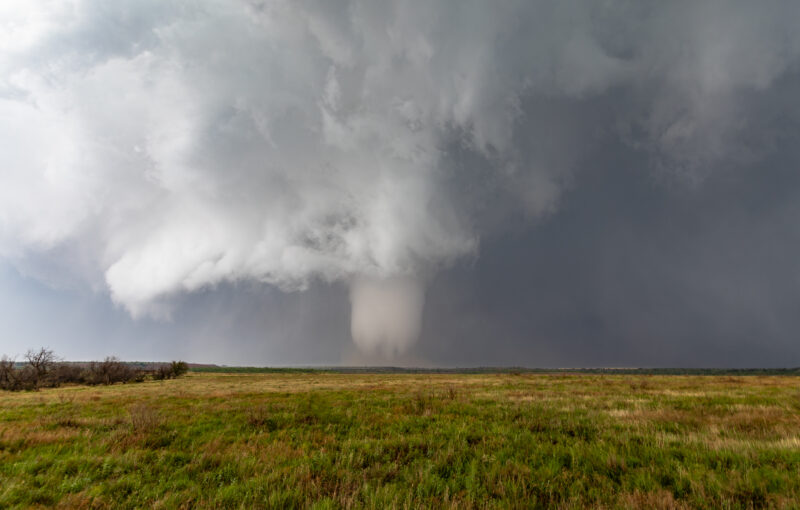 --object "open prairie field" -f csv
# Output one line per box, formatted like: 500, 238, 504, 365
1, 372, 800, 509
